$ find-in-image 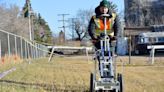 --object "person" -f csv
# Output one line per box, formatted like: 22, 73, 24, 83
88, 0, 120, 50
